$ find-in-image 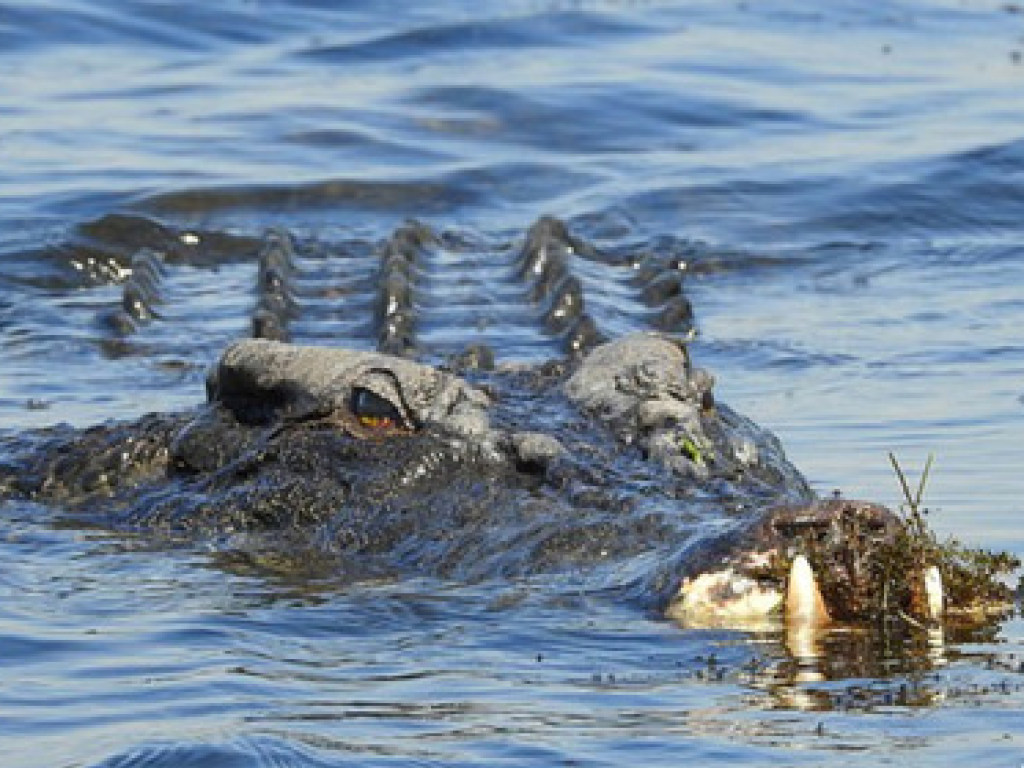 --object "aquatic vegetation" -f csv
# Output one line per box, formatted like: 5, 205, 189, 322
750, 454, 1019, 627
883, 453, 1020, 622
